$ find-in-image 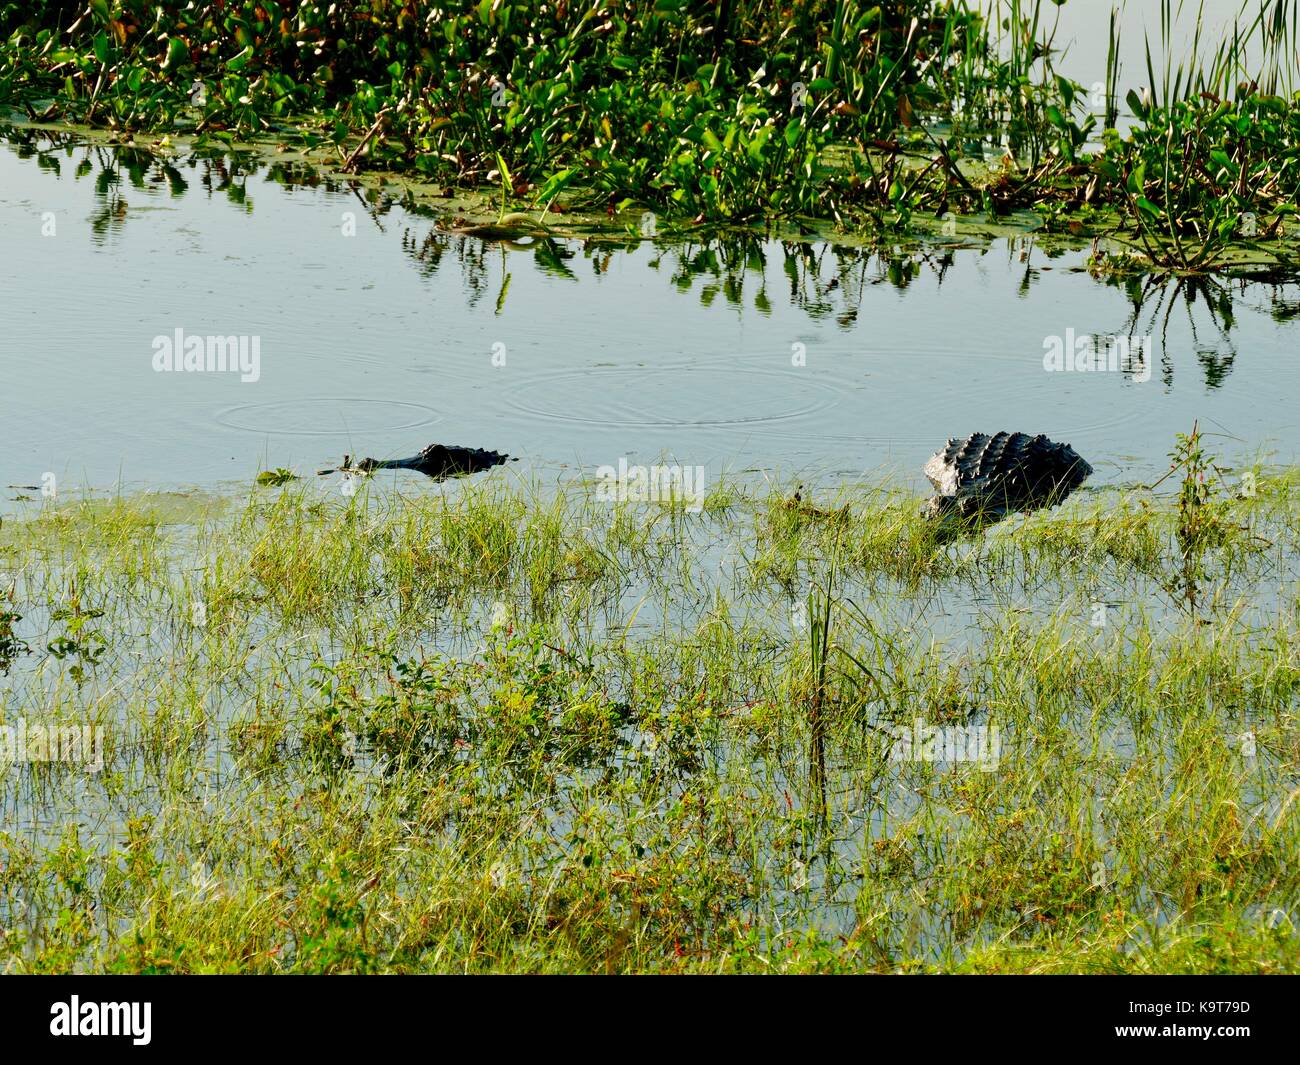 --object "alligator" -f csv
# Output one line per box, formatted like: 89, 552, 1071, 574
317, 443, 509, 481
921, 432, 1092, 527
